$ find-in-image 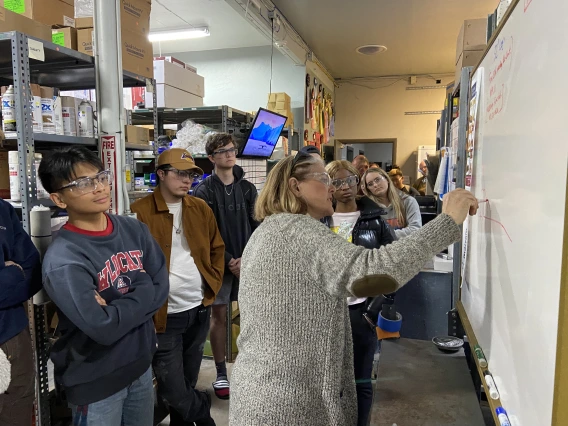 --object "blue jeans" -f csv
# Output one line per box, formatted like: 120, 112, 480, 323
69, 367, 154, 426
